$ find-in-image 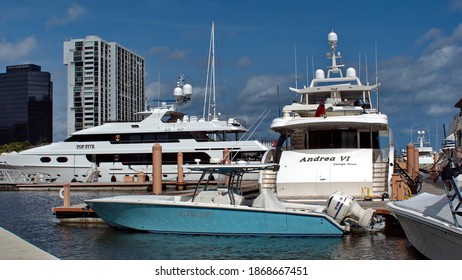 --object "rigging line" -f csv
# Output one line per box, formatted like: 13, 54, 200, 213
223, 109, 270, 161
244, 109, 271, 142
237, 109, 269, 142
